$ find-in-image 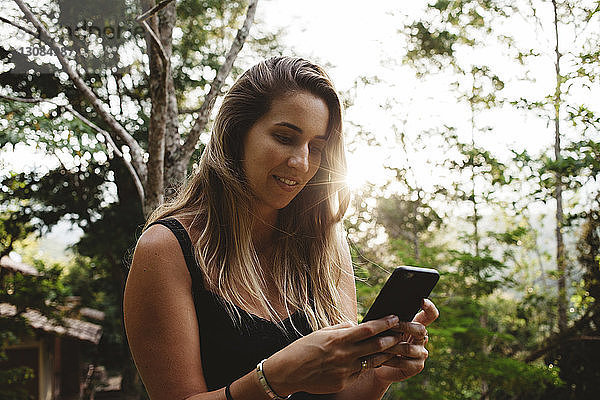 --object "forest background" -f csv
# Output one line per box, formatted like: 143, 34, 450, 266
0, 0, 599, 399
